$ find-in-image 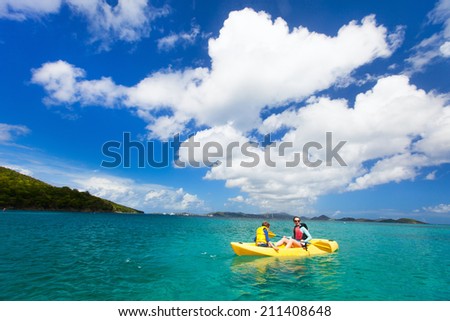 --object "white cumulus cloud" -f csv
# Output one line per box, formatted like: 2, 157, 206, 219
73, 175, 206, 212
33, 9, 400, 139
31, 60, 127, 107
0, 0, 168, 50
423, 203, 450, 213
144, 187, 204, 211
67, 0, 169, 50
228, 195, 245, 203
